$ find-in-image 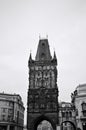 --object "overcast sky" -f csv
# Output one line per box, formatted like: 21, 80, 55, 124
0, 0, 86, 124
